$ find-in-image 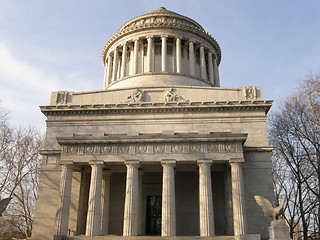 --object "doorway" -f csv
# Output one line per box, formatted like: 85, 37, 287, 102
146, 196, 162, 235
